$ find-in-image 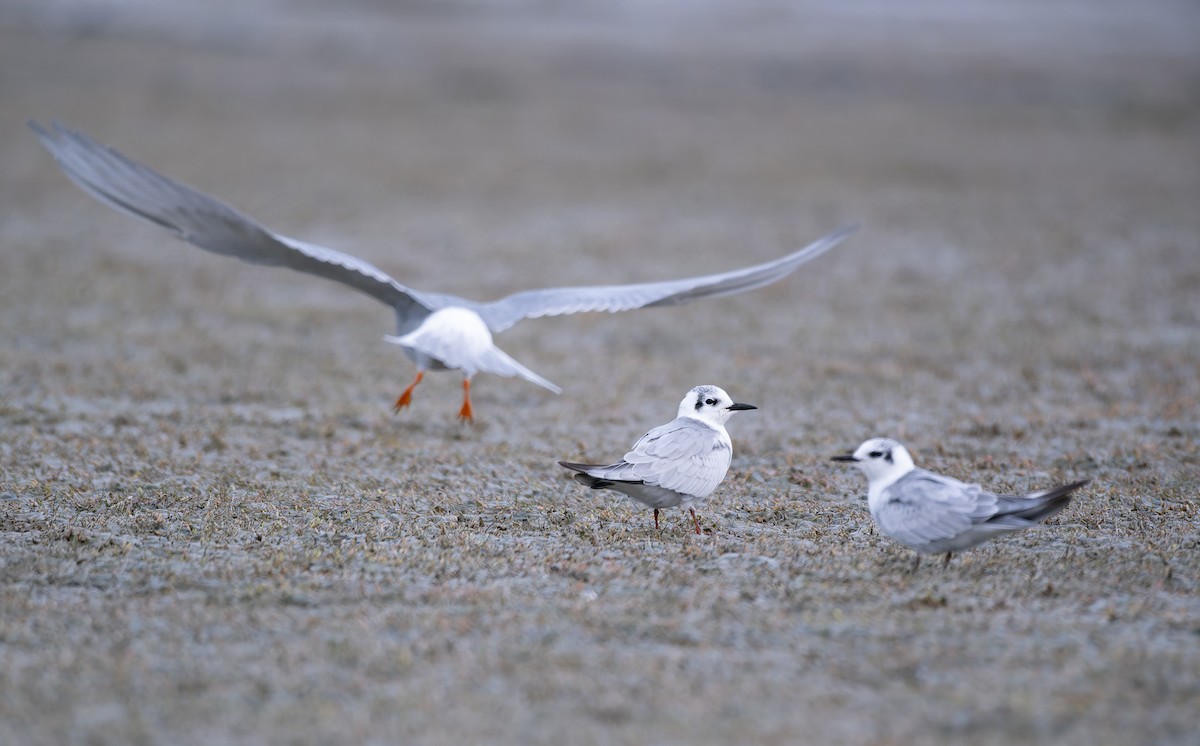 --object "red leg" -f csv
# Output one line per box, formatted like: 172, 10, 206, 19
690, 508, 701, 535
457, 378, 474, 423
653, 508, 660, 531
393, 370, 424, 412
